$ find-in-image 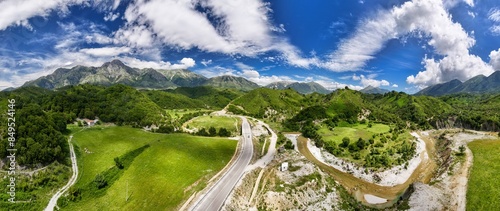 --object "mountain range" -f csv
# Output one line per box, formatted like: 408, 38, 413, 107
416, 71, 500, 96
22, 60, 261, 91
359, 85, 391, 94
22, 60, 333, 94
265, 81, 330, 94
